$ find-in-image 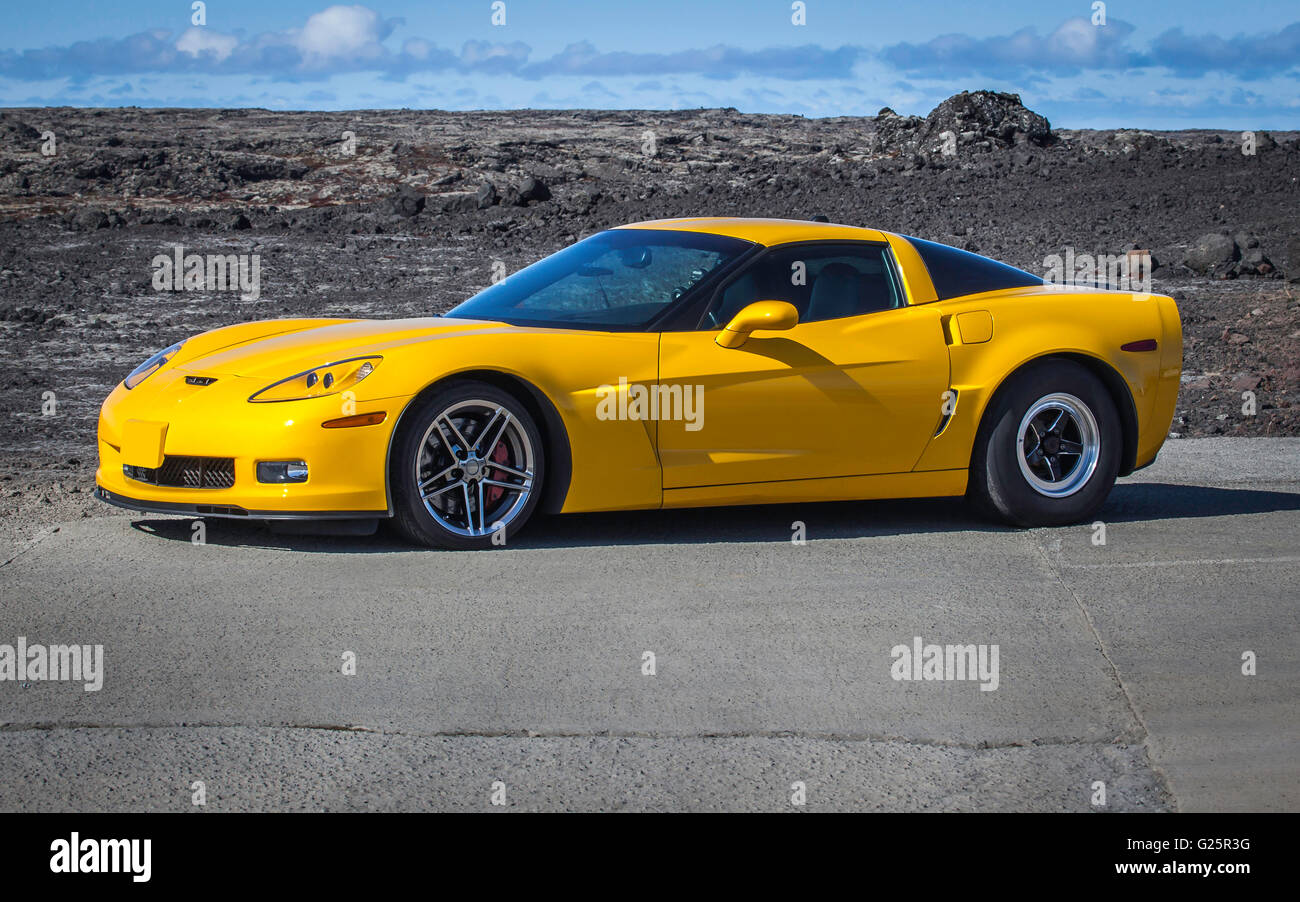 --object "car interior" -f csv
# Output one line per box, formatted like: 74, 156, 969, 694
704, 245, 904, 328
